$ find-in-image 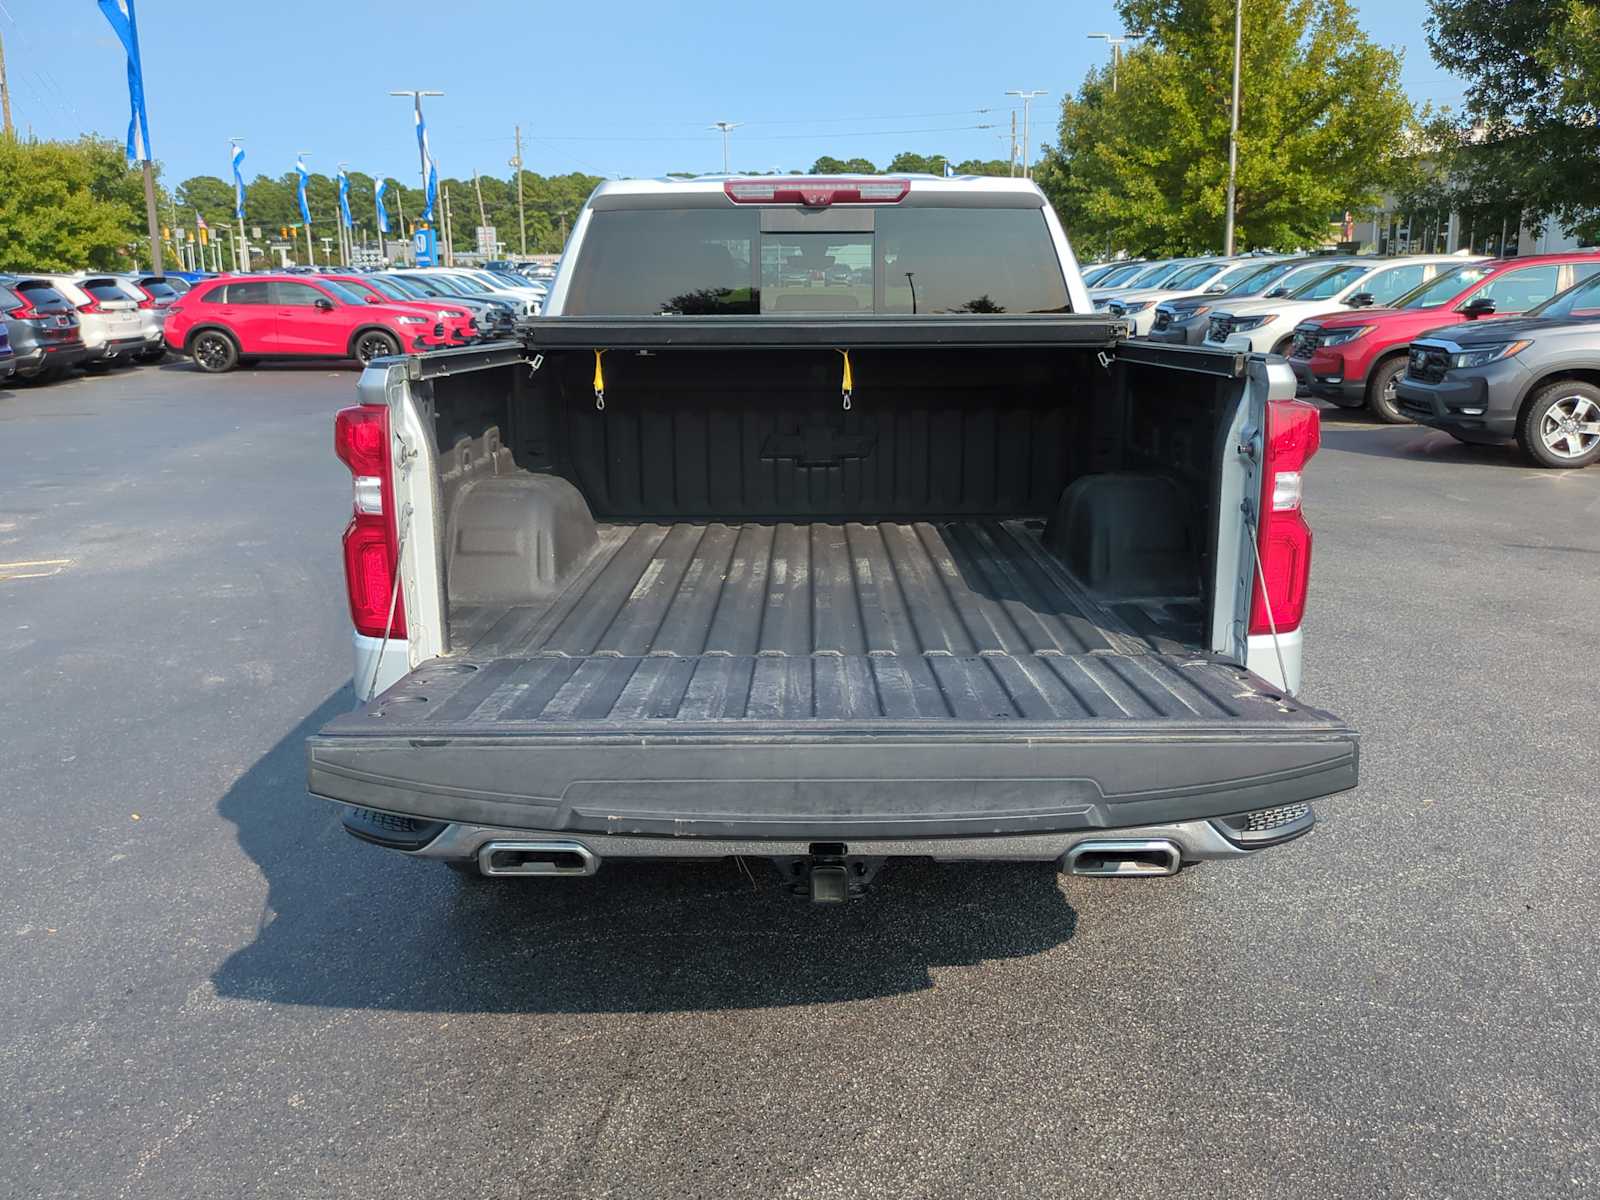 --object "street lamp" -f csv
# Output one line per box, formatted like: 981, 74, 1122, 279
710, 121, 742, 174
1087, 32, 1141, 94
1005, 90, 1047, 179
391, 89, 444, 228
